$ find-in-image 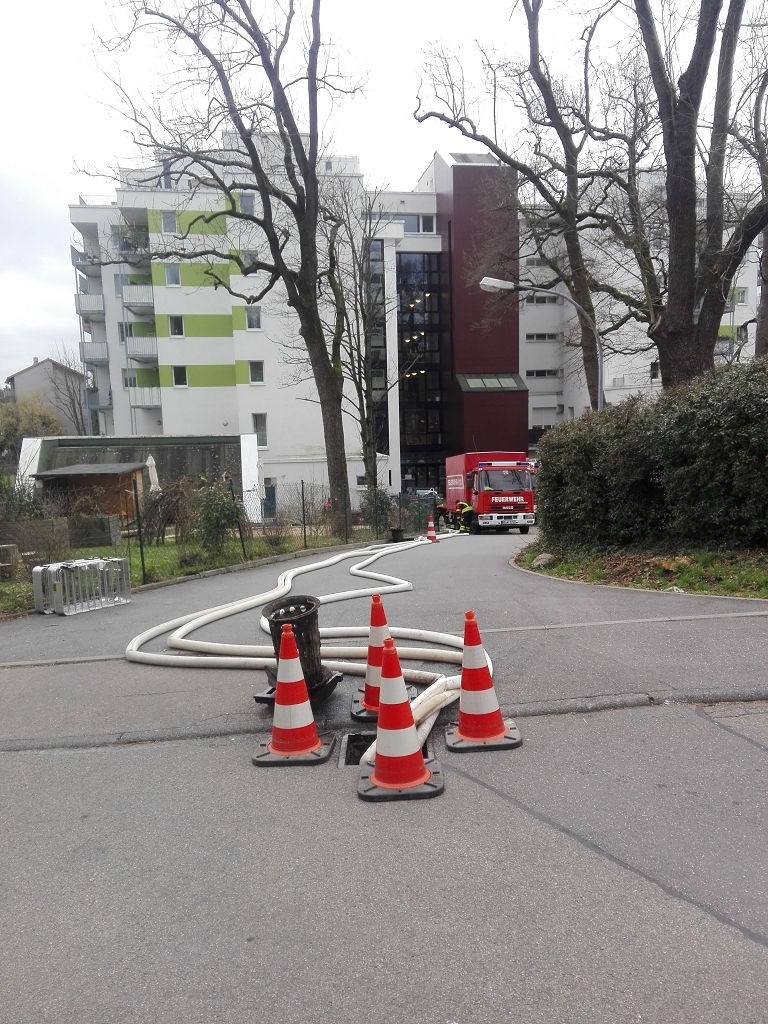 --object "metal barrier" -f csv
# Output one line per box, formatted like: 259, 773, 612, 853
32, 558, 131, 615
